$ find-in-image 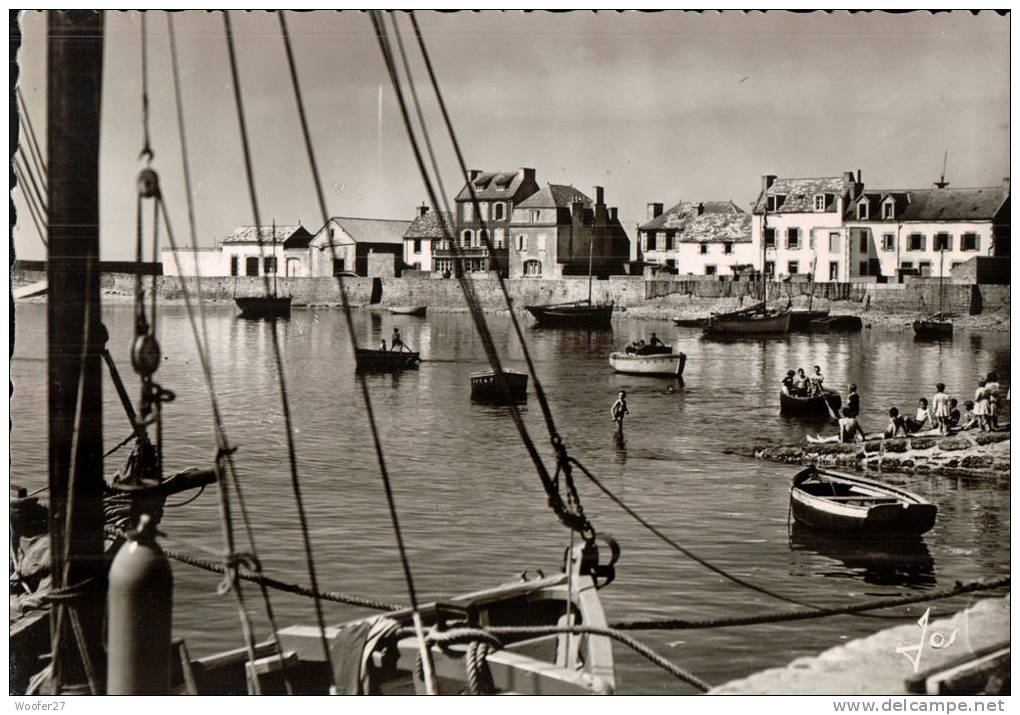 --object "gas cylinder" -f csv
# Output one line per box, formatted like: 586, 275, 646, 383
107, 514, 173, 694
